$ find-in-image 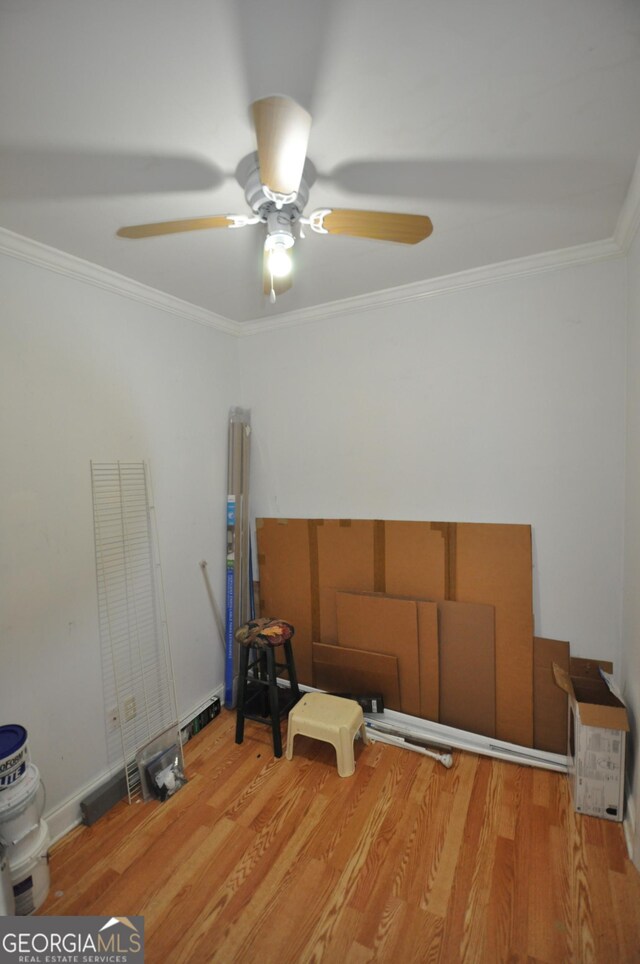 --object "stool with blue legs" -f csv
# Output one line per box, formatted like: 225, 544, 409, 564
234, 618, 301, 758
